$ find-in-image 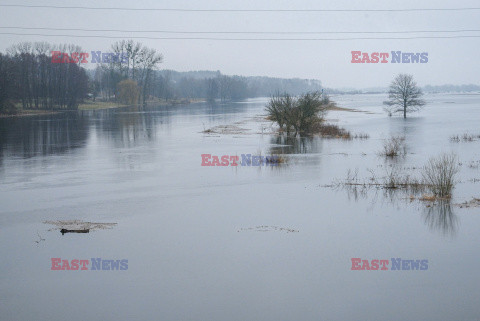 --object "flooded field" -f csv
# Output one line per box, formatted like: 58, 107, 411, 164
1, 93, 479, 320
